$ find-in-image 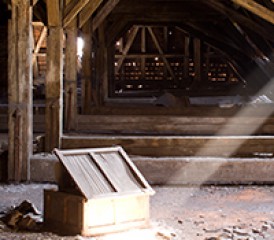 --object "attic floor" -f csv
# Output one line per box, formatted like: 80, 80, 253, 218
1, 184, 274, 240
